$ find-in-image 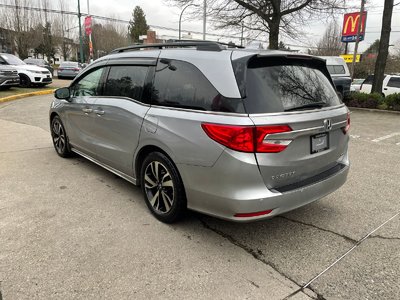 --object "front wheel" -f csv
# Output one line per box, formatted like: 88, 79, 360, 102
141, 152, 186, 223
51, 116, 72, 158
19, 74, 31, 88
